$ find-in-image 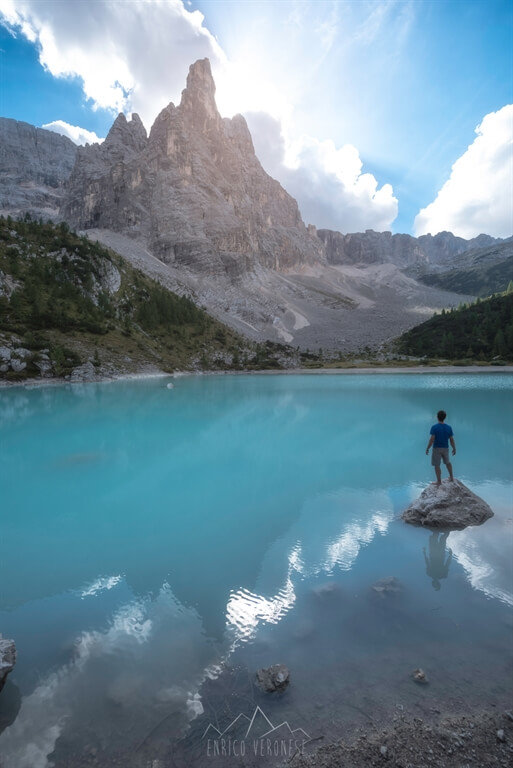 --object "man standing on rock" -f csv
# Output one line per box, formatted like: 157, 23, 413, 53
426, 410, 456, 486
